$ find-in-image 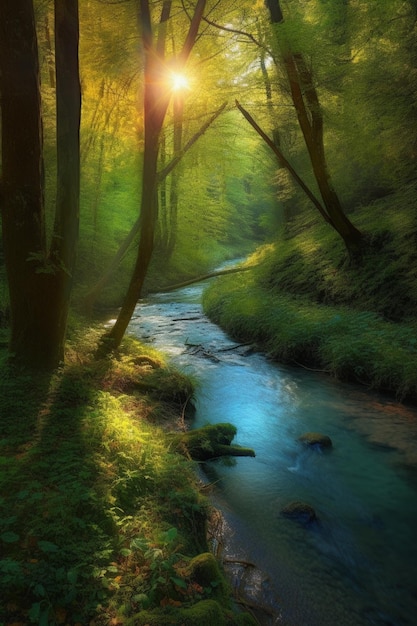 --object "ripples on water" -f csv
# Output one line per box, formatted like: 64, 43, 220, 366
129, 285, 417, 626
